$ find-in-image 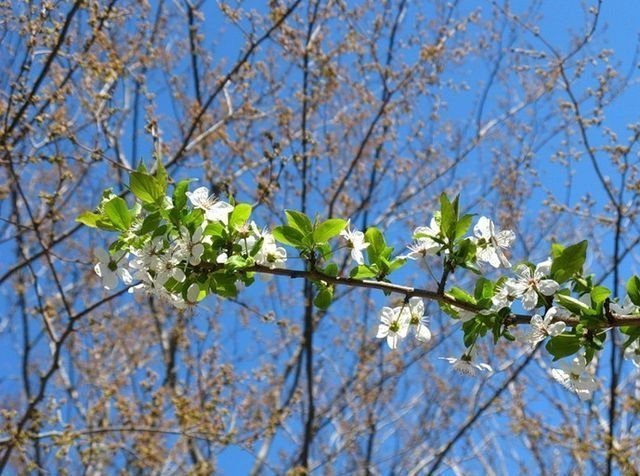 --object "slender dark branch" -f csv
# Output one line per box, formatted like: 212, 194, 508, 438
0, 0, 82, 145
166, 0, 303, 169
232, 264, 640, 328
